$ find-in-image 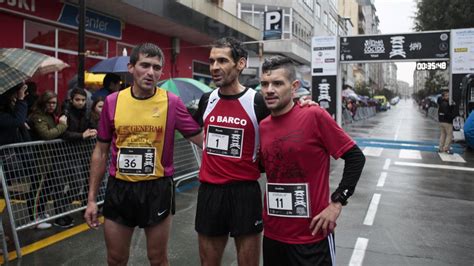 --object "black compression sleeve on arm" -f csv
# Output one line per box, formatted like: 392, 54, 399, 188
332, 145, 365, 202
